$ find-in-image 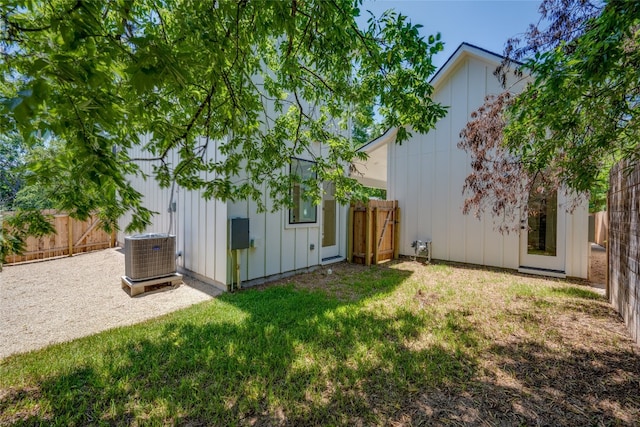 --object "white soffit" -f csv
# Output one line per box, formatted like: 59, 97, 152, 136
352, 127, 397, 188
